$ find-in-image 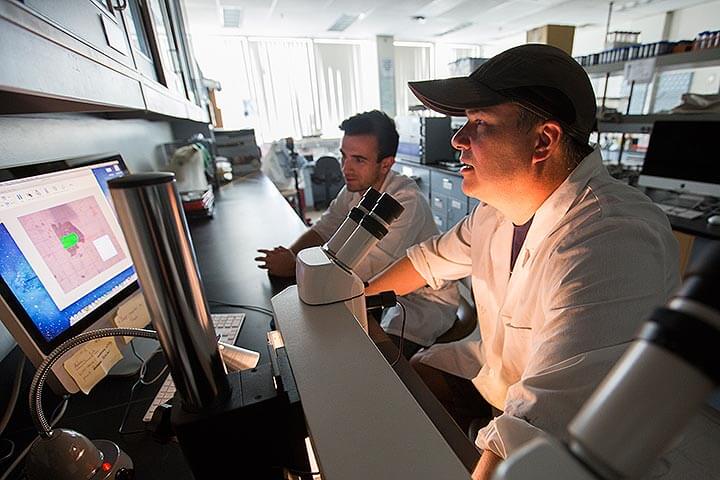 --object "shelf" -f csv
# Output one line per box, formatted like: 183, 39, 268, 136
597, 113, 720, 133
585, 48, 720, 76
